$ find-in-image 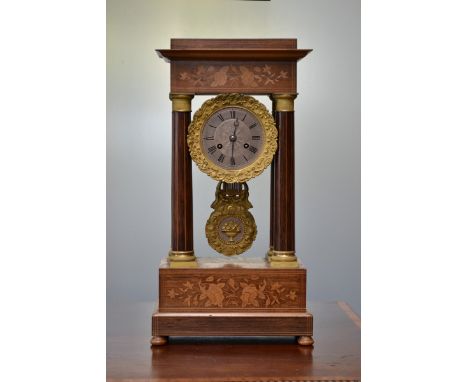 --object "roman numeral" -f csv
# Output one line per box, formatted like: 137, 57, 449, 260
249, 123, 257, 129
218, 154, 225, 163
230, 157, 235, 166
208, 146, 217, 154
242, 114, 247, 121
248, 146, 258, 154
230, 110, 236, 118
204, 136, 214, 140
217, 114, 224, 122
243, 155, 248, 162
209, 124, 217, 129
252, 135, 260, 140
